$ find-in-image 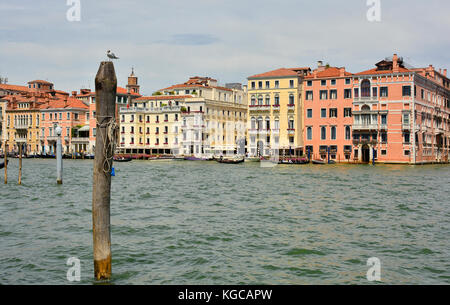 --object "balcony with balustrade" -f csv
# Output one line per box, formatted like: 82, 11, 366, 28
249, 105, 271, 112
